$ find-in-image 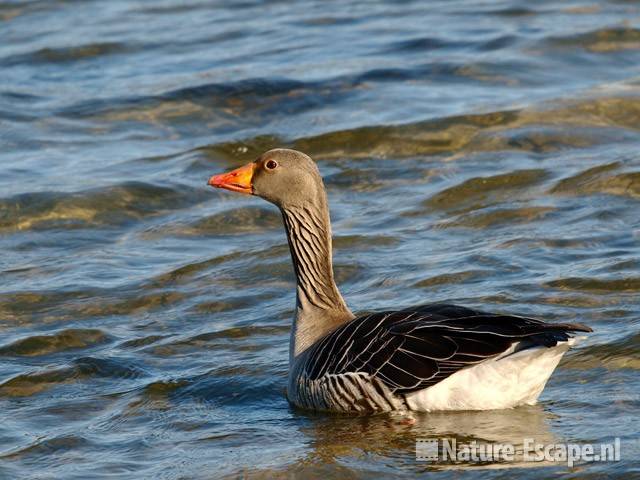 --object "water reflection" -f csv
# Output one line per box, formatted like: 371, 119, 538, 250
295, 405, 559, 472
